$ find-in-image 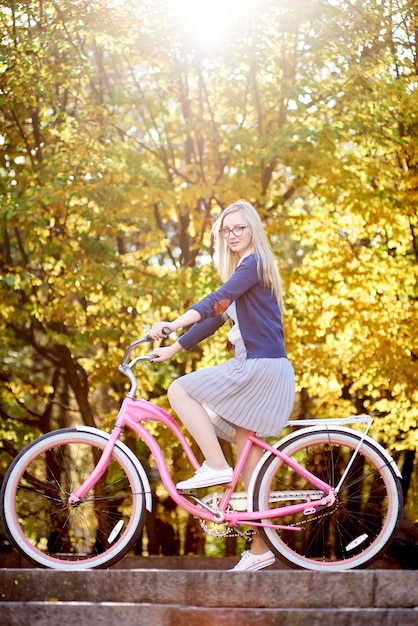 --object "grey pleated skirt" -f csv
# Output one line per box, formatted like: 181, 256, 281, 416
175, 342, 295, 443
